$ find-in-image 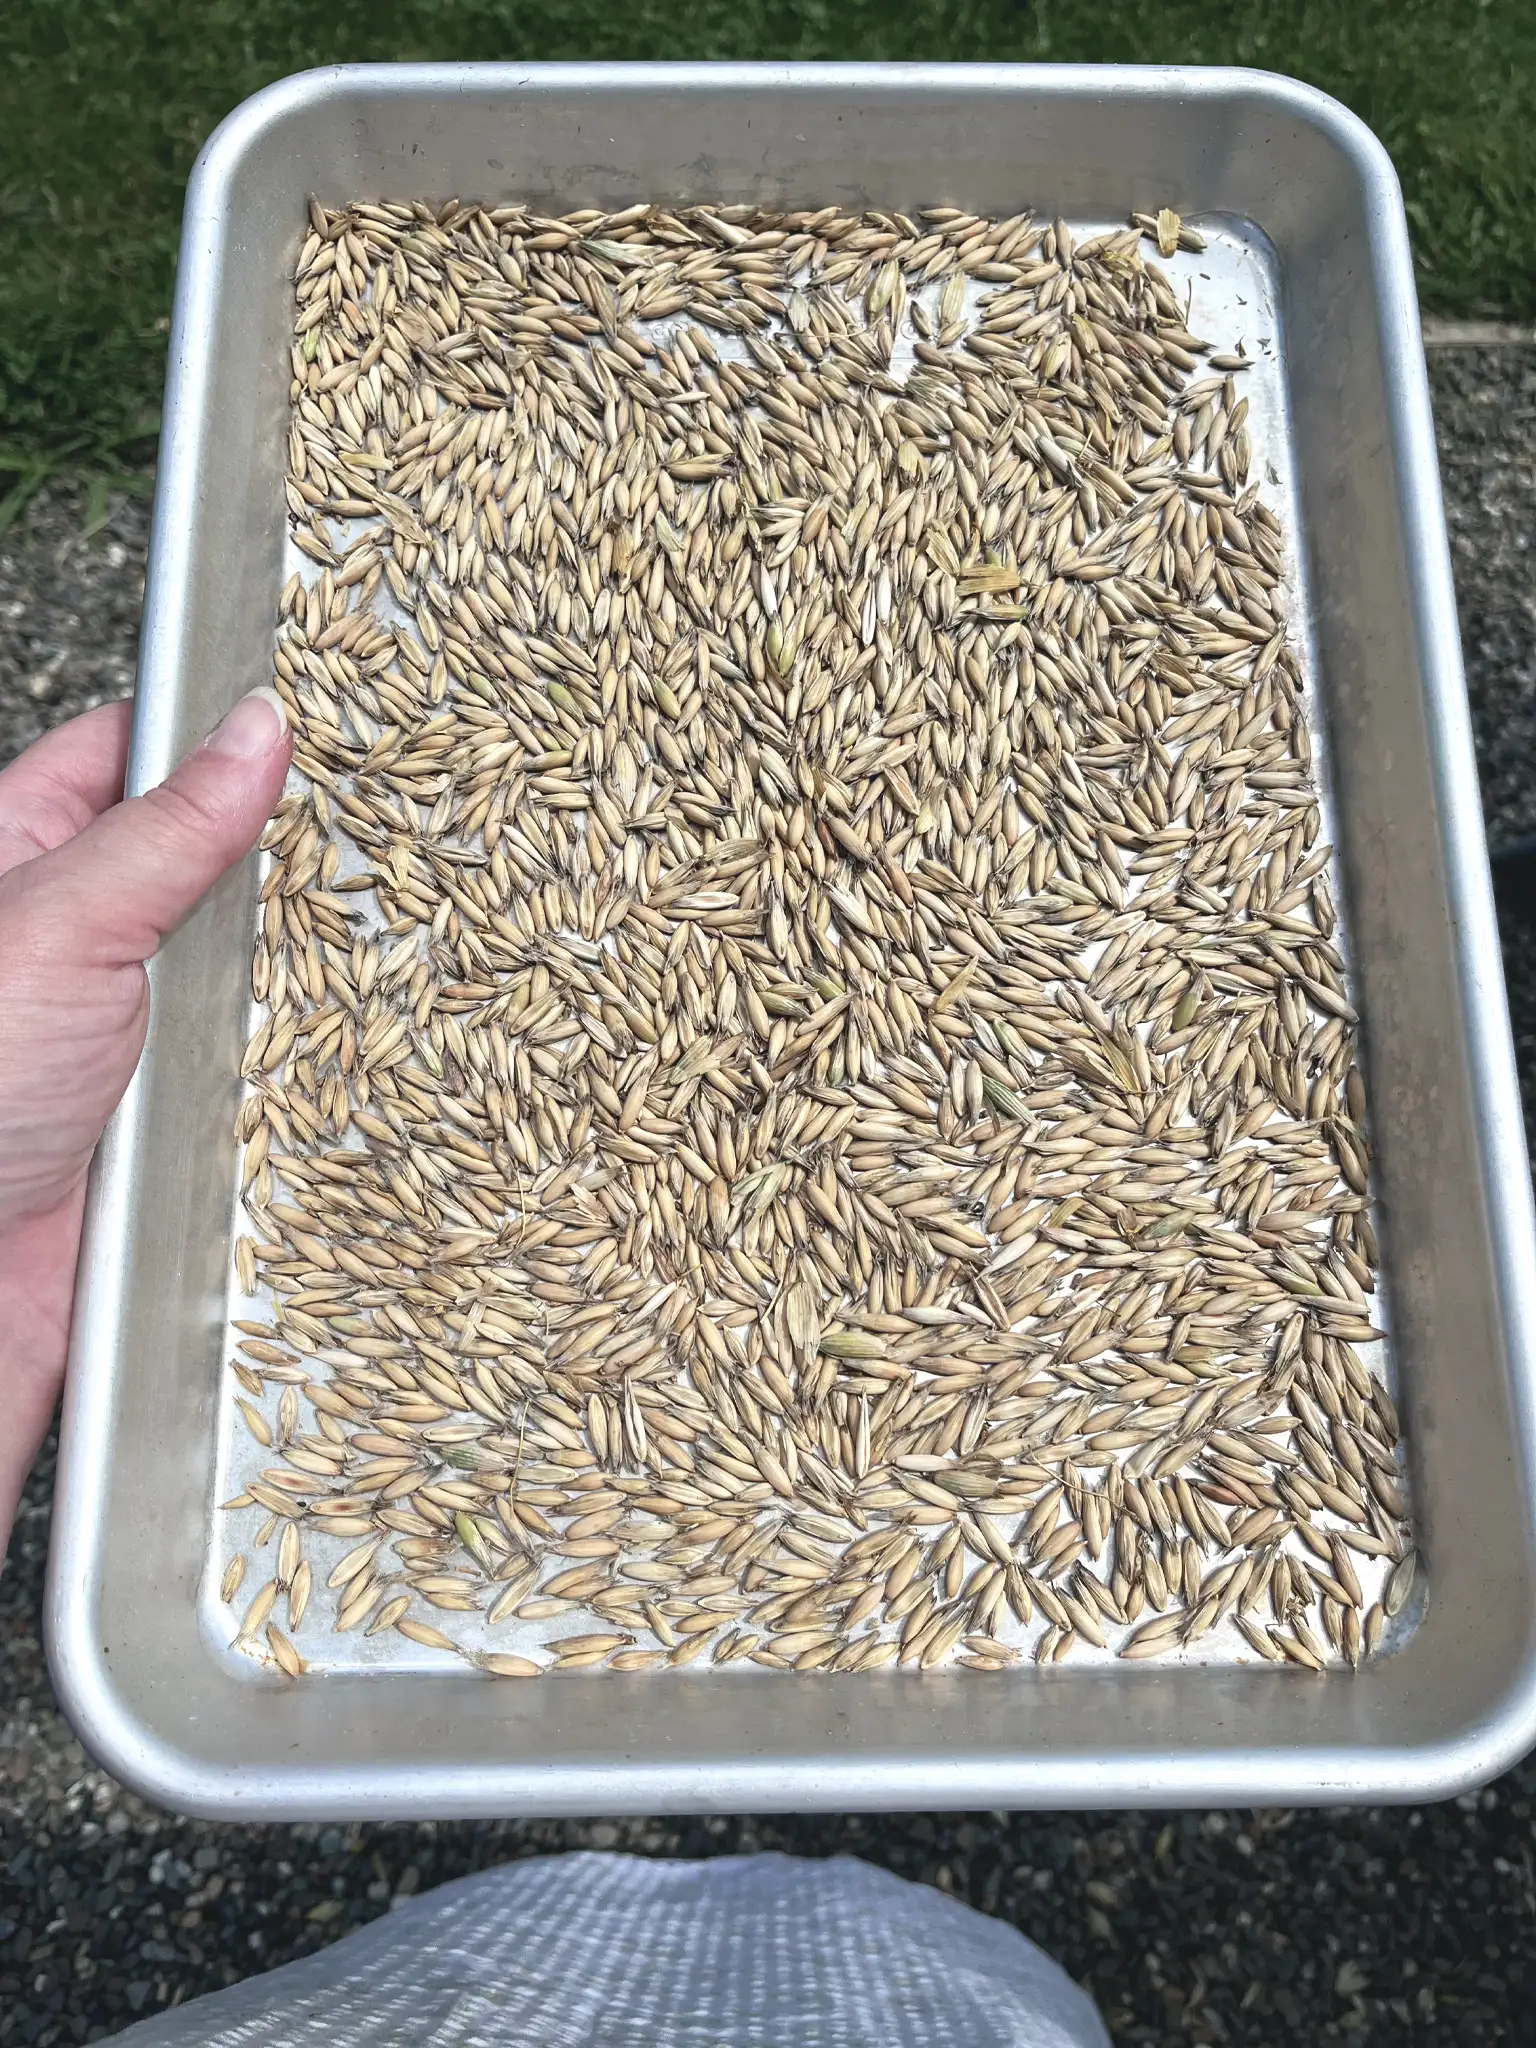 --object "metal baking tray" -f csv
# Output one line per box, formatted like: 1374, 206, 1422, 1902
47, 61, 1536, 1817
